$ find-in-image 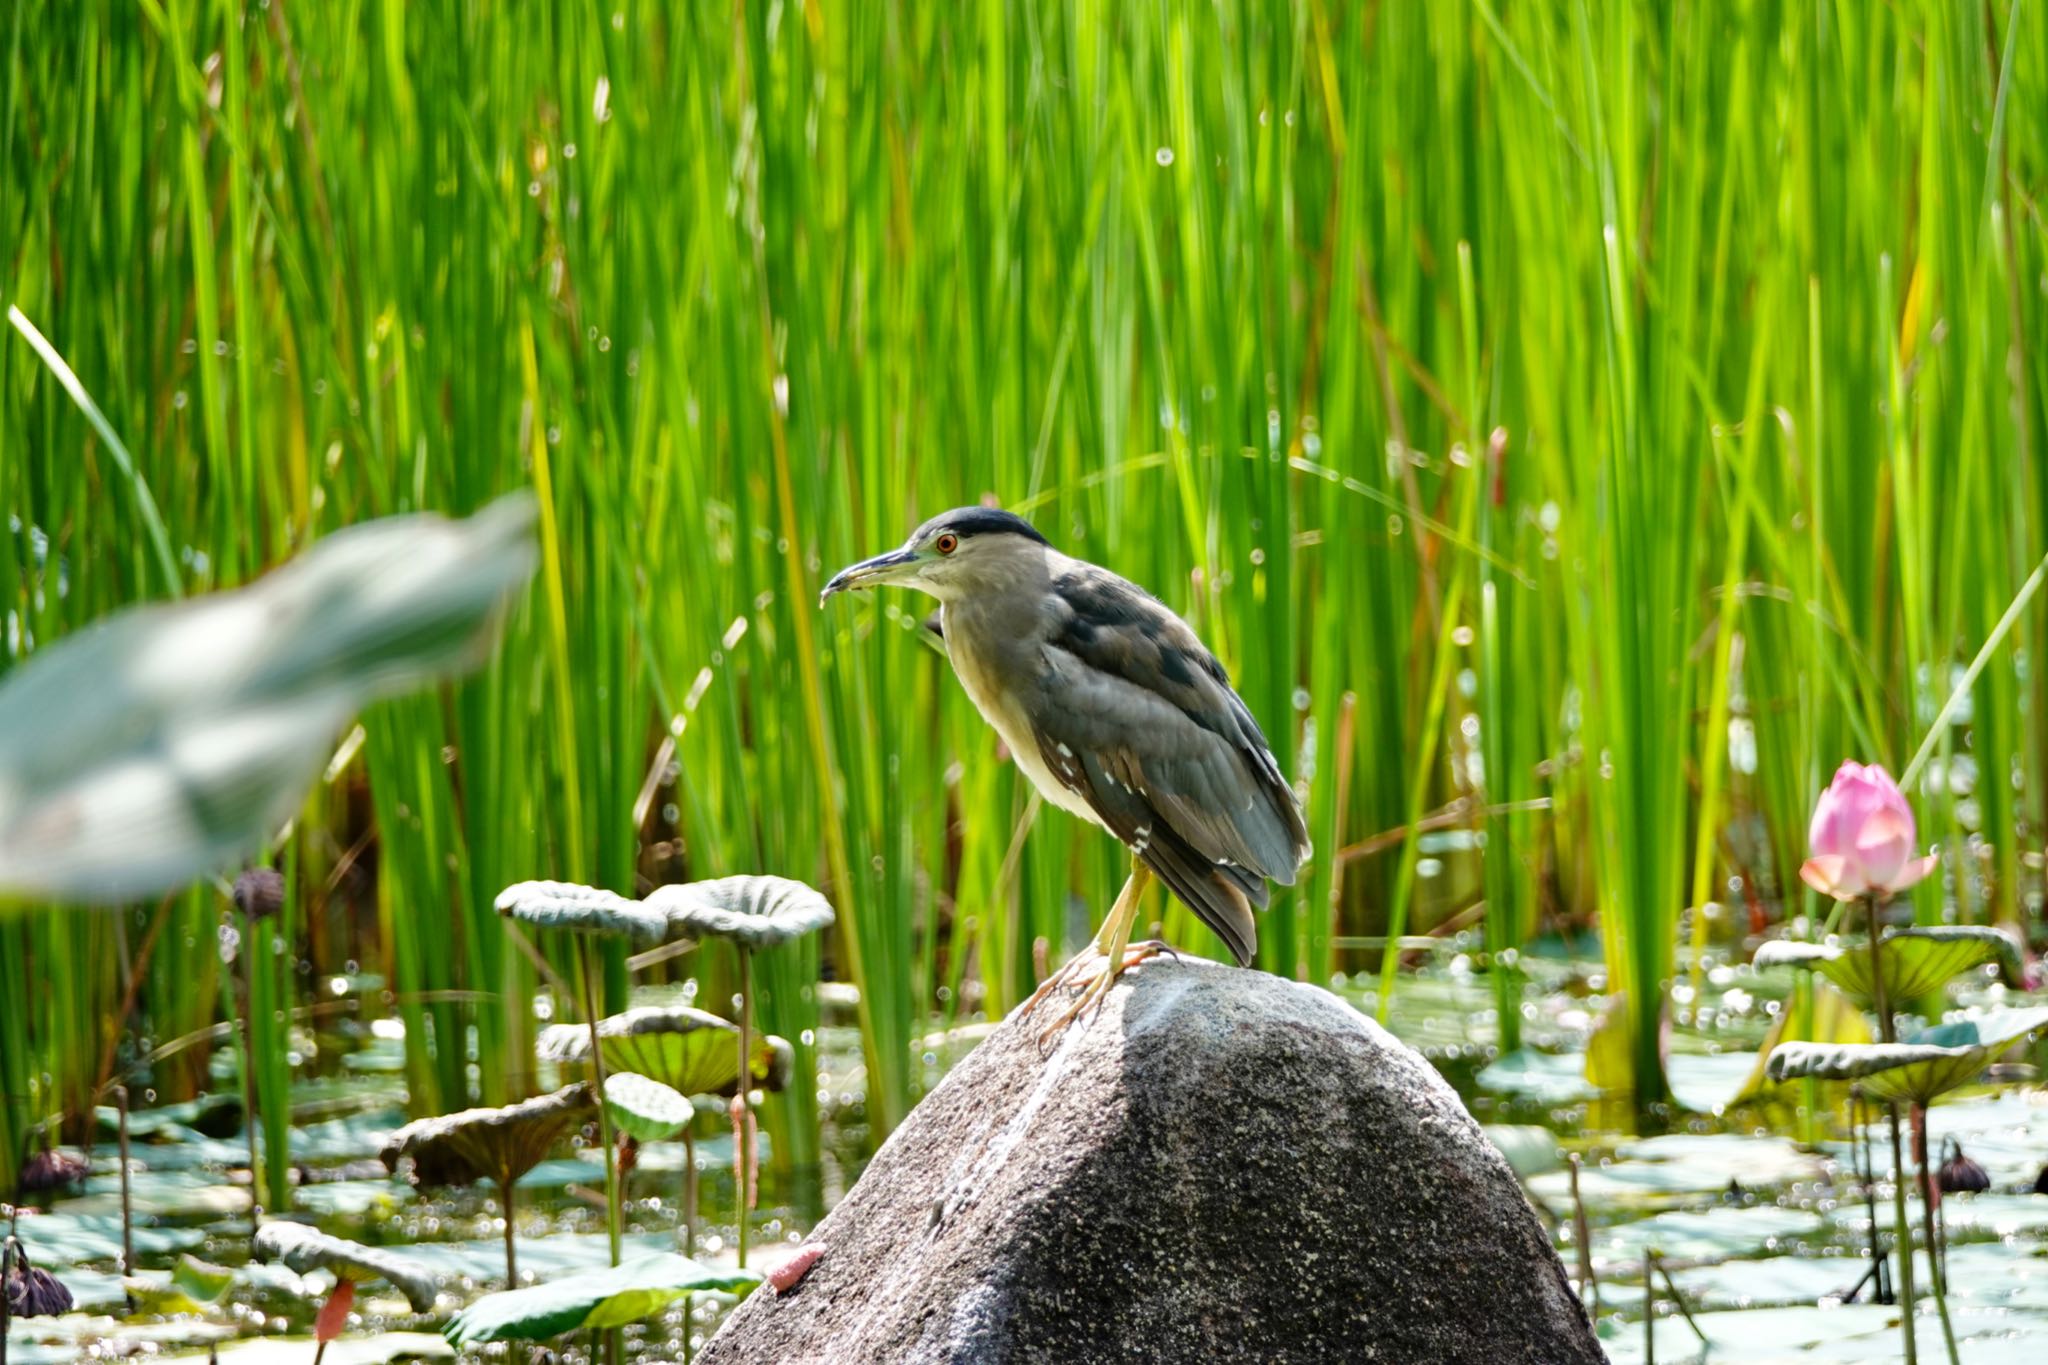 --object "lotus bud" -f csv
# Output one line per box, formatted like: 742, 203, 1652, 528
1799, 761, 1939, 901
232, 866, 287, 920
17, 1148, 88, 1195
1937, 1142, 1990, 1195
4, 1247, 74, 1319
